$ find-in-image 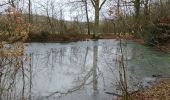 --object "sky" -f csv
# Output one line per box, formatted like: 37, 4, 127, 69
0, 0, 134, 21
0, 0, 93, 21
30, 0, 104, 21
